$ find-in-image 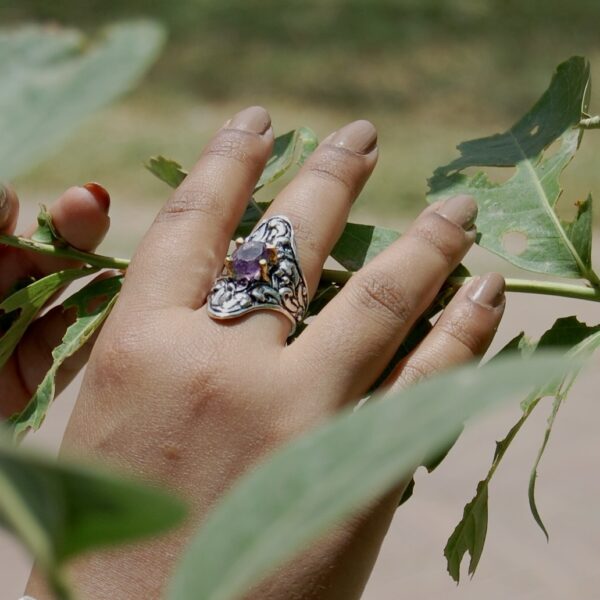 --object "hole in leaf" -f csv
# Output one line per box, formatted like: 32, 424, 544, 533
502, 231, 528, 256
530, 125, 540, 136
